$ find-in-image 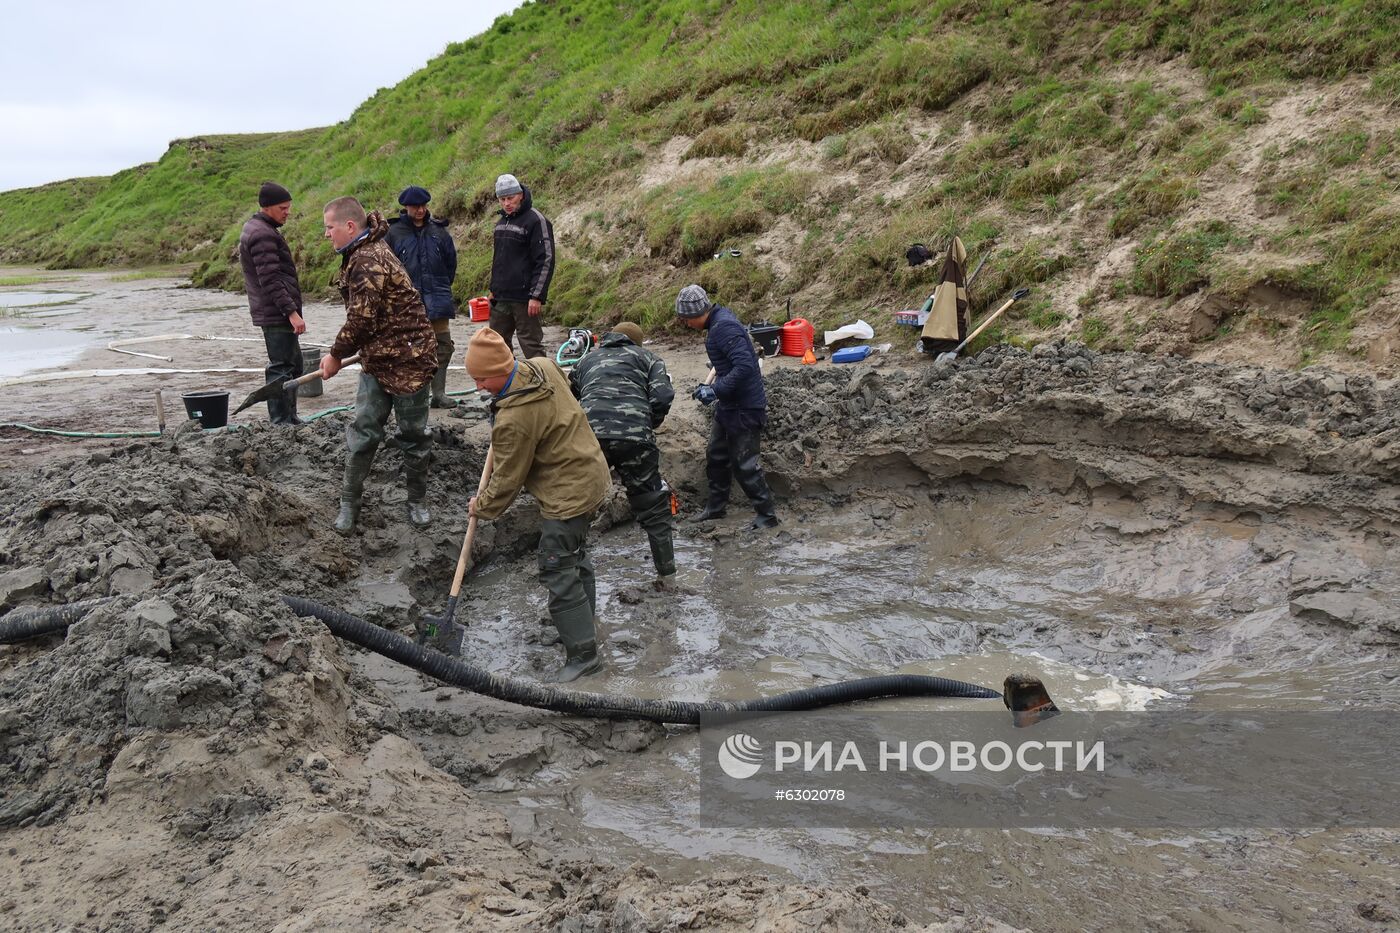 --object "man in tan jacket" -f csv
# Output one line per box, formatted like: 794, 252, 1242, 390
465, 327, 611, 682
